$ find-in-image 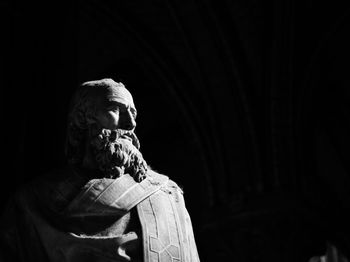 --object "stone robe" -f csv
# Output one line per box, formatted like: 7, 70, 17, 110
0, 167, 200, 262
